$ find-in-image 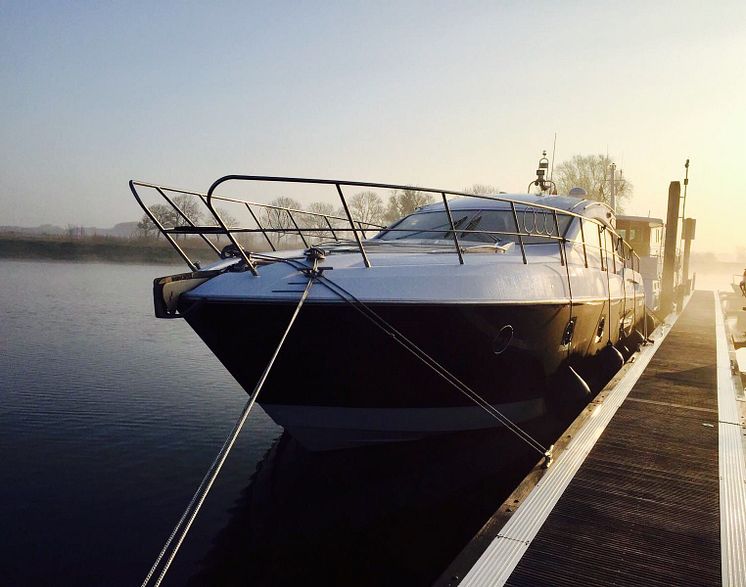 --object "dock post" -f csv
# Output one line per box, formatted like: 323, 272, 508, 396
660, 181, 681, 314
